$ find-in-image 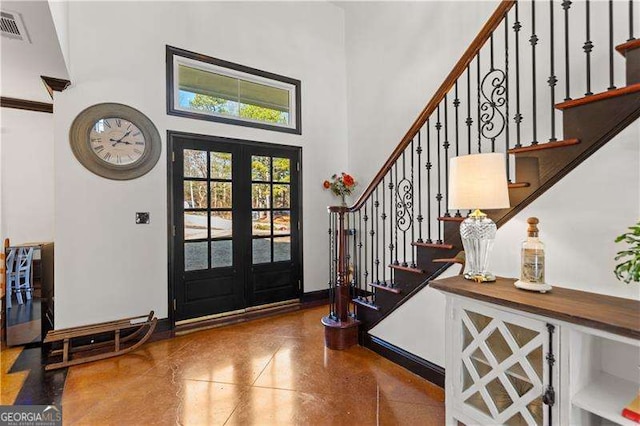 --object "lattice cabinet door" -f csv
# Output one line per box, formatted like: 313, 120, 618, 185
449, 298, 560, 426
